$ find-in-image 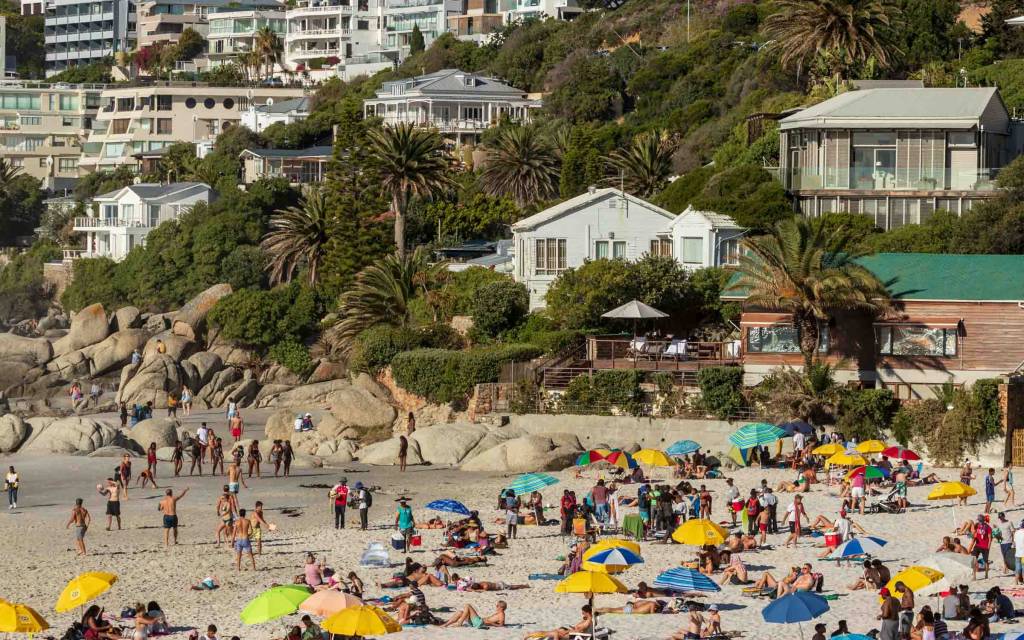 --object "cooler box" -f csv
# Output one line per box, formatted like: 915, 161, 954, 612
824, 533, 840, 548
411, 534, 422, 547
390, 533, 405, 550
